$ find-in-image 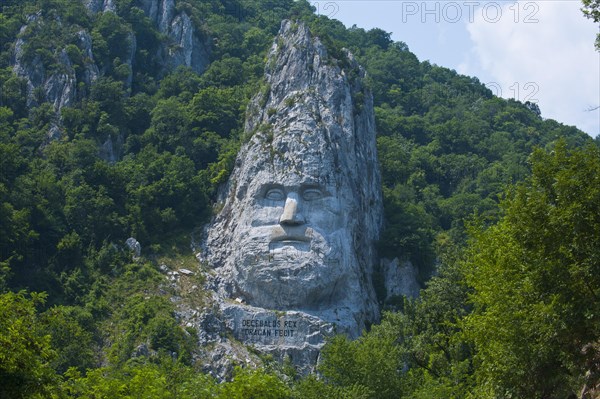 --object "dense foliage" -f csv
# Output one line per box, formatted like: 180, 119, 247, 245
313, 142, 600, 398
0, 0, 597, 397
